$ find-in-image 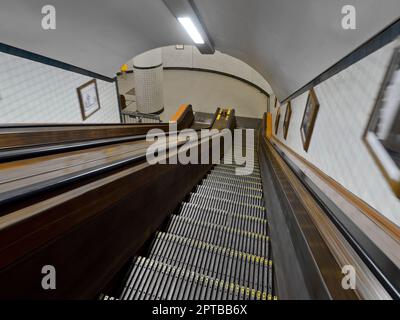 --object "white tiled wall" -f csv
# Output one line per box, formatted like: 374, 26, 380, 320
273, 40, 400, 226
0, 52, 120, 124
134, 65, 164, 114
163, 69, 269, 121
161, 45, 273, 94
